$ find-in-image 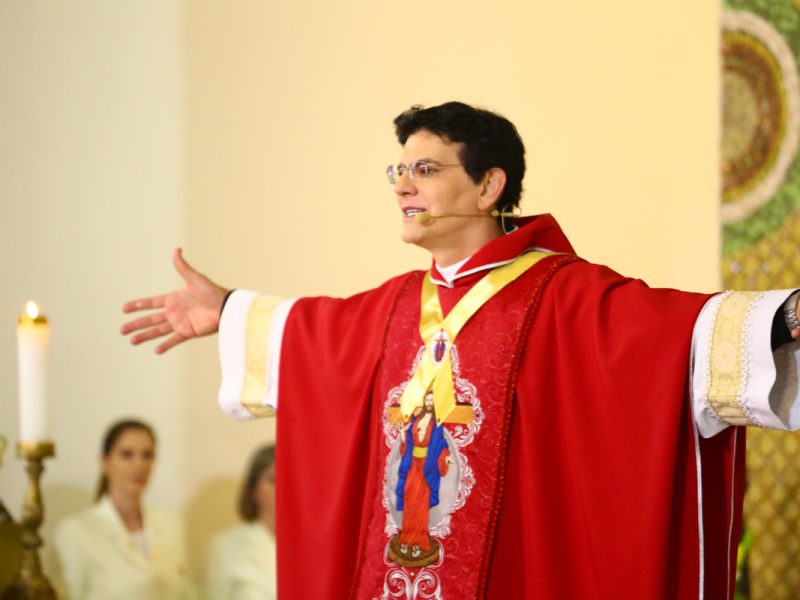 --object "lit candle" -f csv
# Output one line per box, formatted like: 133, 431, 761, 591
17, 301, 50, 442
